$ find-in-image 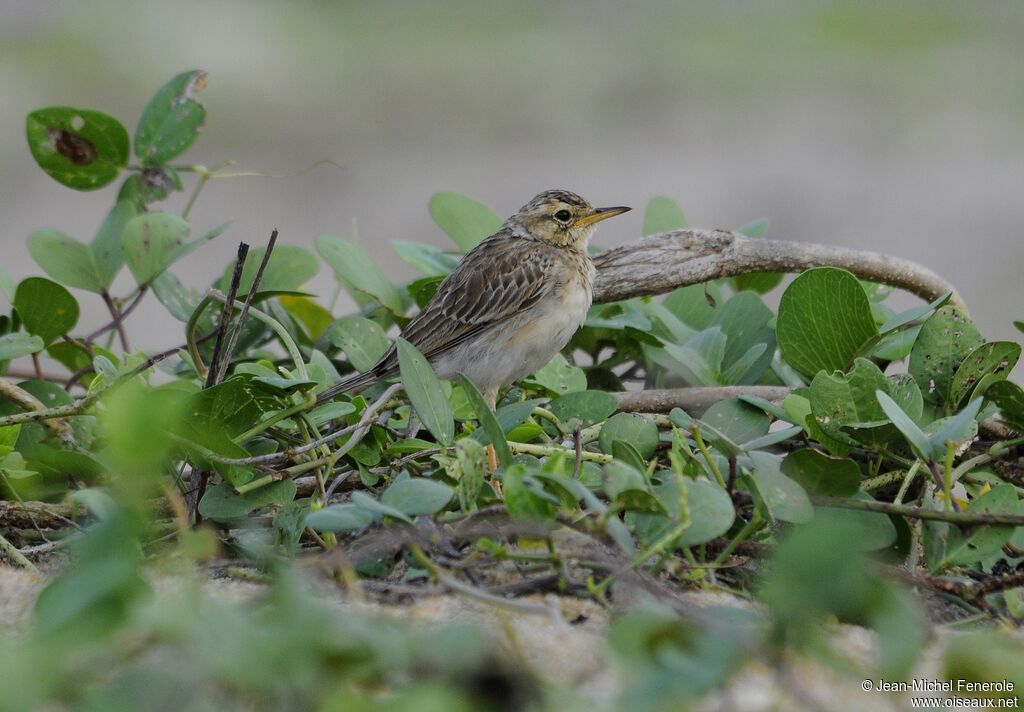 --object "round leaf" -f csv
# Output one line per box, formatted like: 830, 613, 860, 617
27, 230, 105, 293
781, 448, 860, 496
643, 196, 688, 236
777, 268, 878, 378
26, 106, 129, 190
548, 390, 618, 425
599, 413, 659, 458
13, 277, 79, 346
0, 333, 44, 361
134, 70, 207, 165
305, 503, 375, 533
428, 191, 503, 252
122, 212, 191, 285
679, 479, 735, 547
380, 478, 454, 516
